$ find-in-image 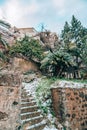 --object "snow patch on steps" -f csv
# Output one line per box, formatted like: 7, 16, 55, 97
22, 78, 58, 130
